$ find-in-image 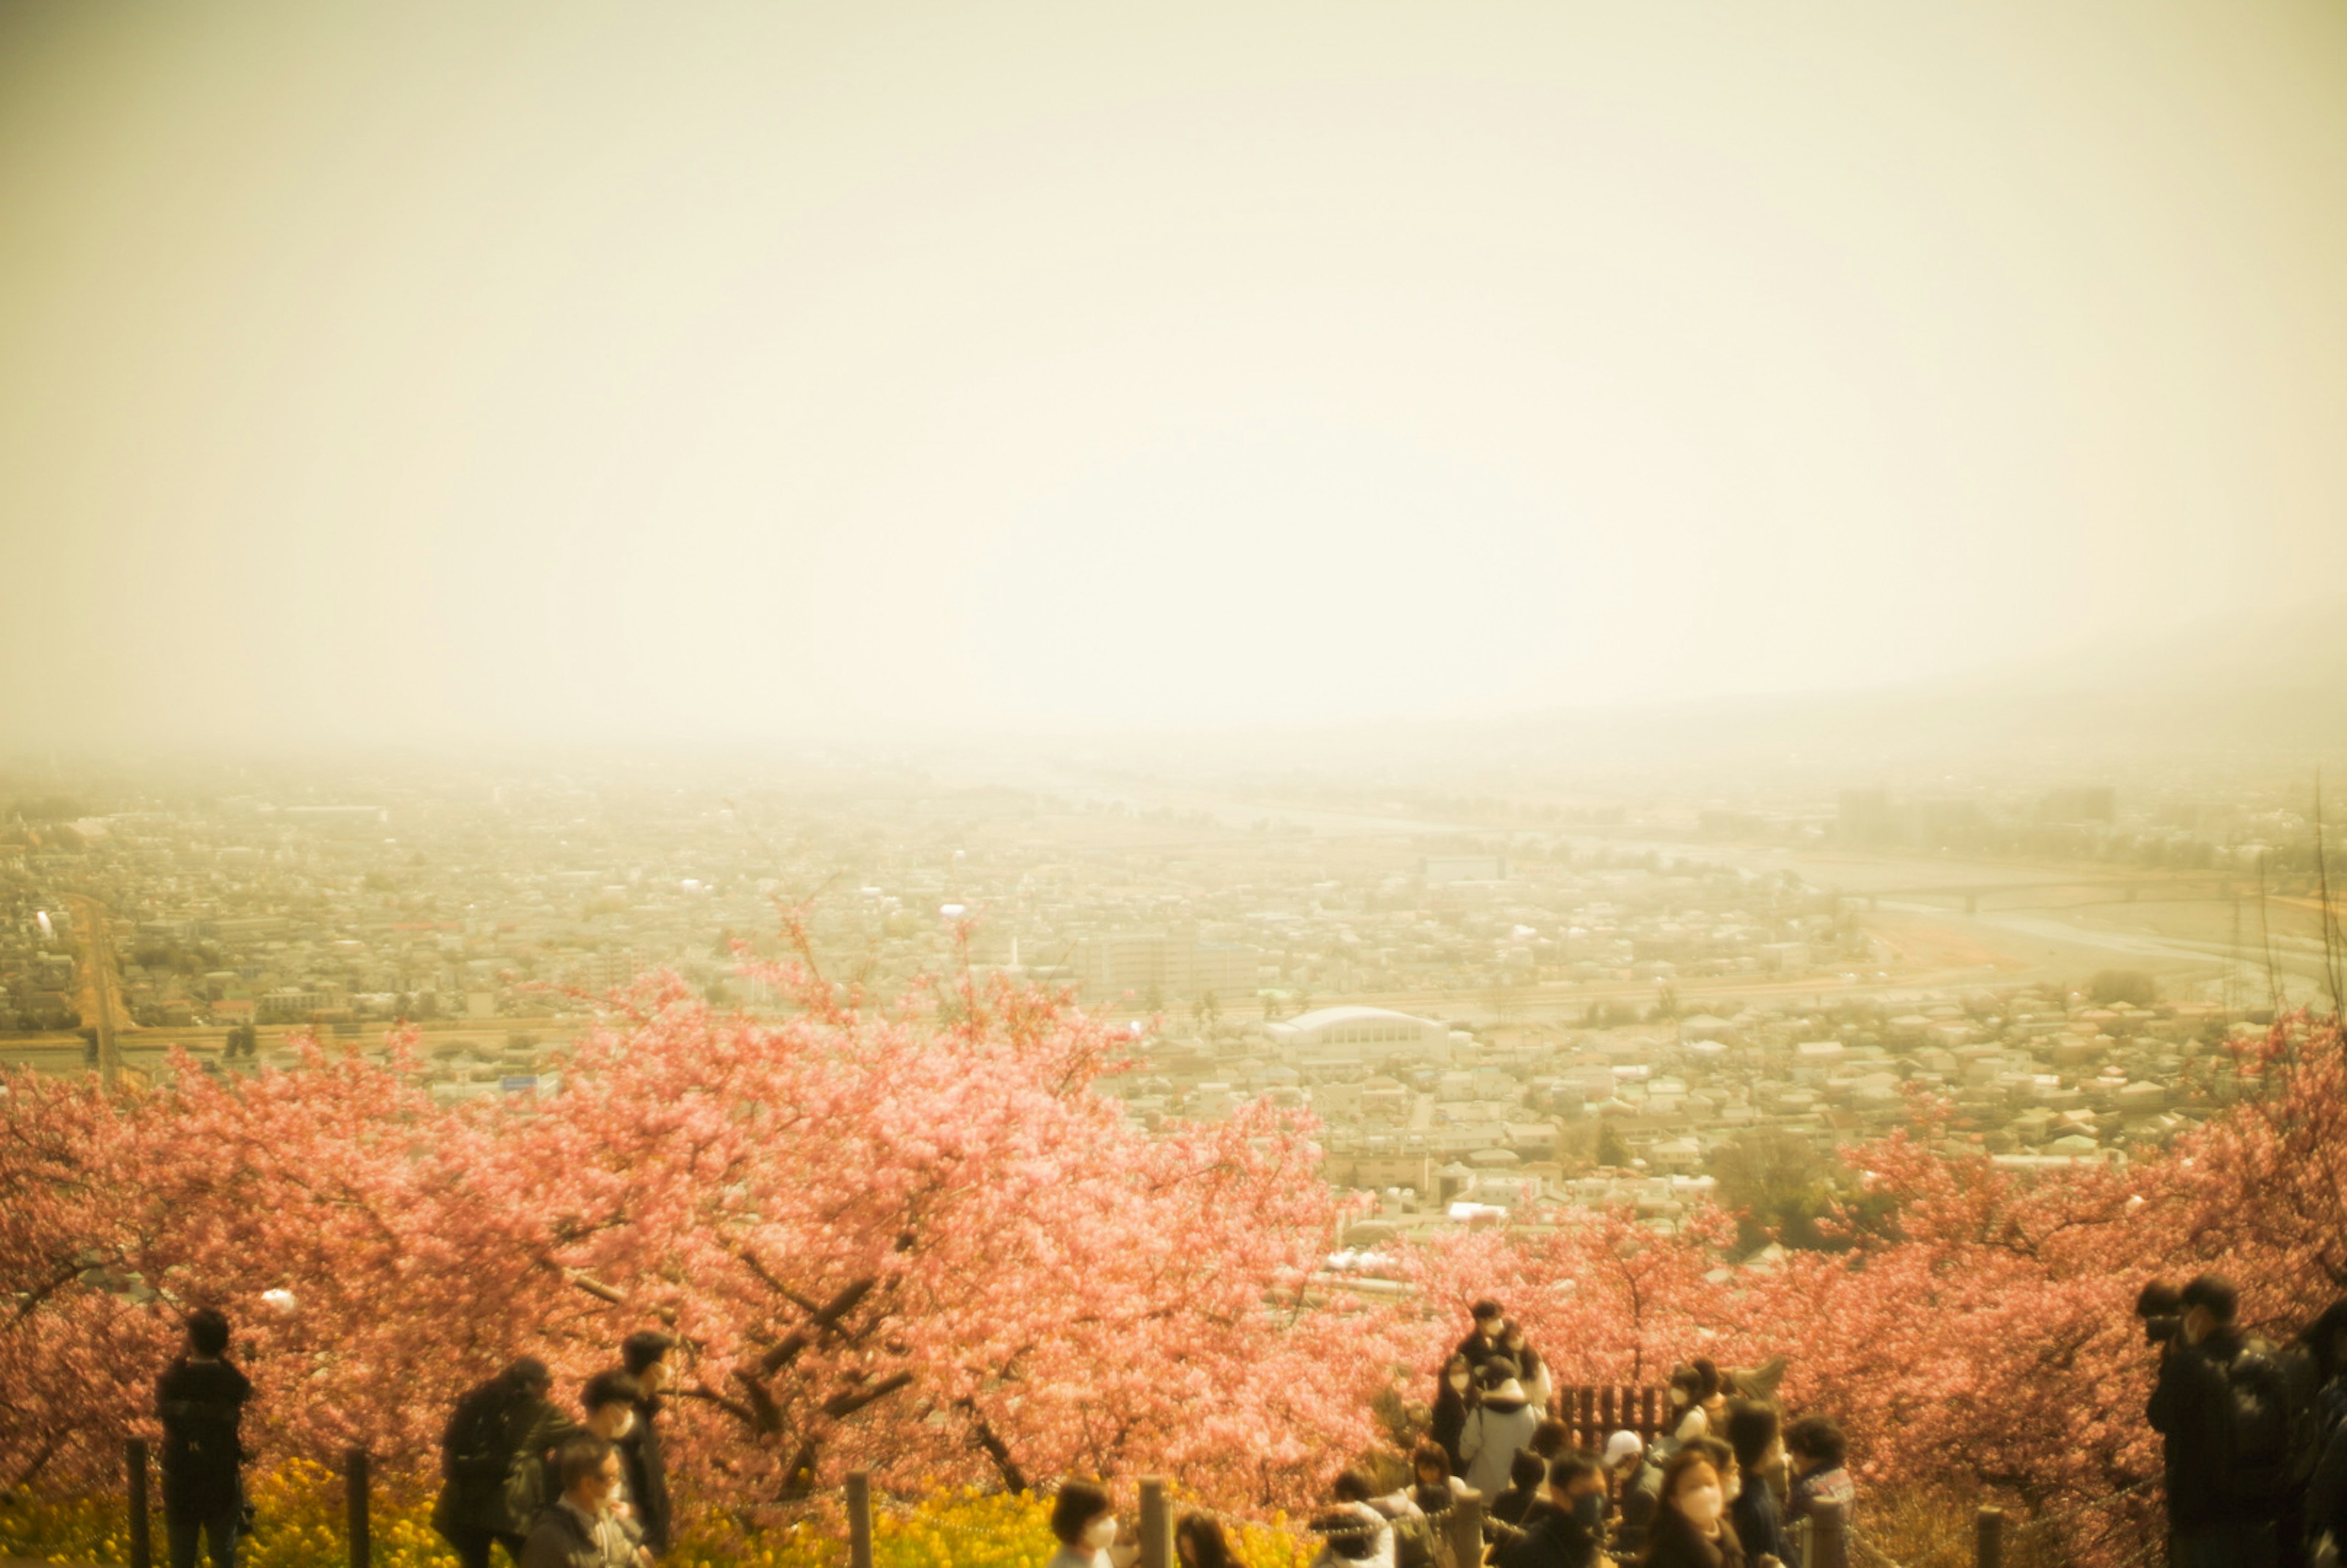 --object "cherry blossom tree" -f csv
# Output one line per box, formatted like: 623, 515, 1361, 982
0, 963, 1391, 1511
7, 976, 2343, 1563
